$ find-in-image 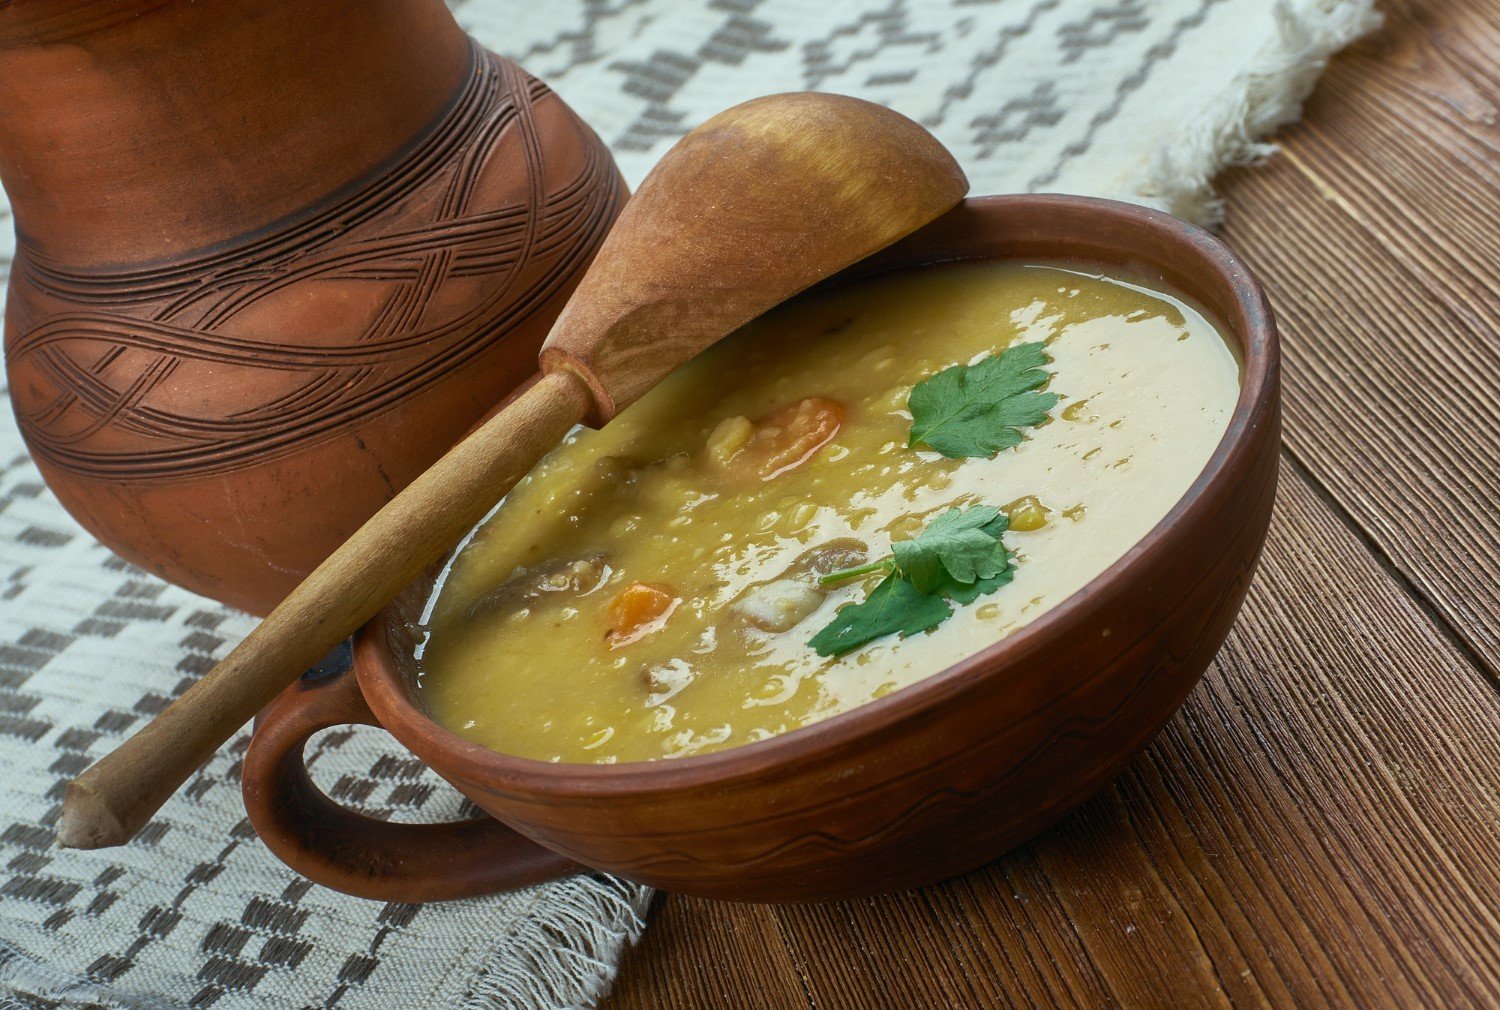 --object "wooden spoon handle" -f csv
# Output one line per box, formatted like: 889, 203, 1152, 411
56, 369, 593, 849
